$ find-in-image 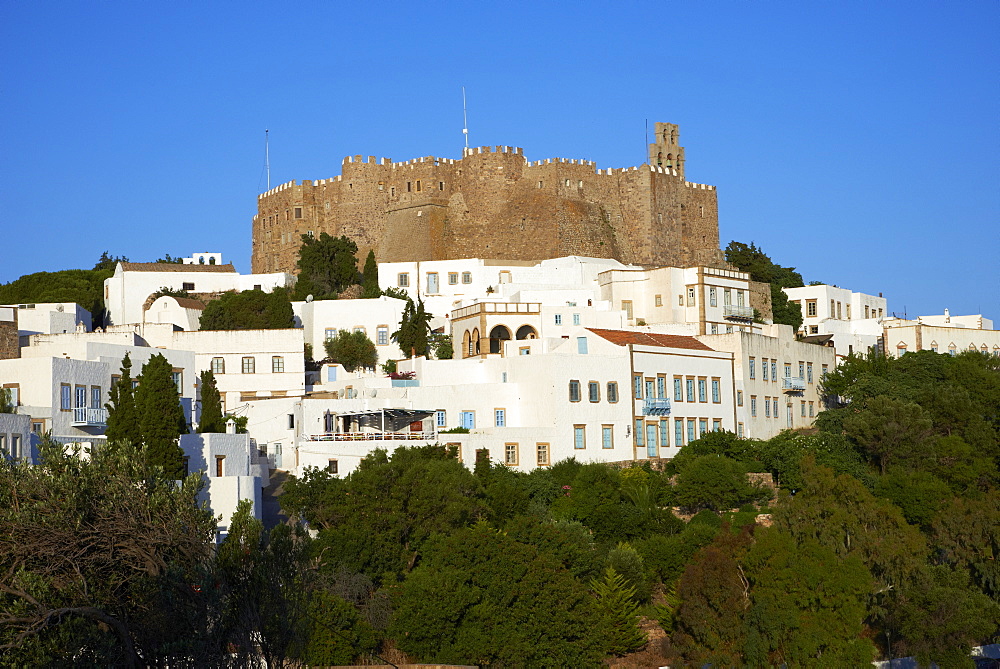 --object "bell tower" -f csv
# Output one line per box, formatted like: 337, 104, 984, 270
648, 122, 685, 179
